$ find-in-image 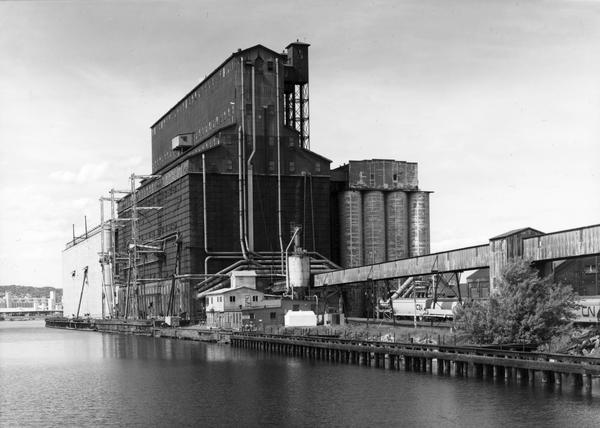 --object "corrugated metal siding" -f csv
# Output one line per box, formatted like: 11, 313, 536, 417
489, 228, 544, 290
523, 225, 600, 261
346, 160, 418, 191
